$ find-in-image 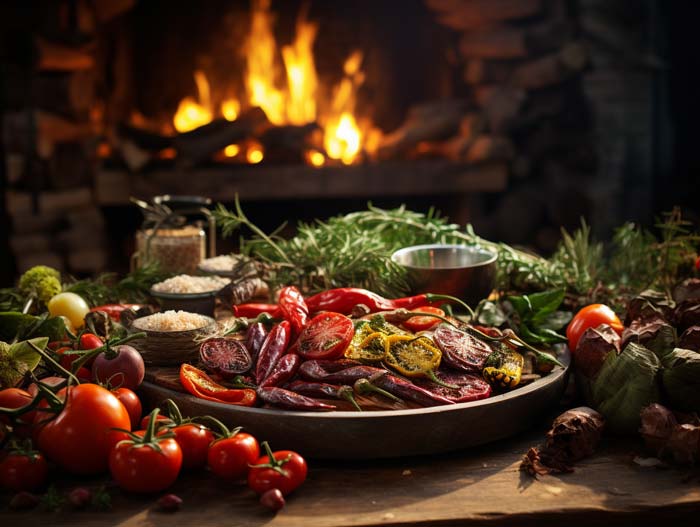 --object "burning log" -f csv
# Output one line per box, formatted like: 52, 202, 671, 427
511, 42, 589, 90
257, 123, 320, 163
377, 100, 468, 160
412, 113, 486, 161
464, 135, 515, 163
427, 0, 543, 31
463, 59, 514, 86
173, 107, 269, 163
